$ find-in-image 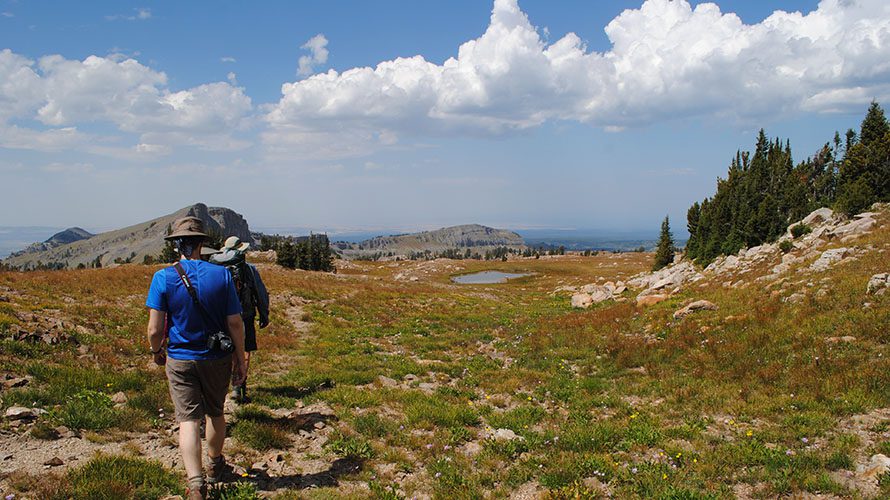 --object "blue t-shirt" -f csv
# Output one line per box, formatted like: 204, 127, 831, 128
146, 259, 242, 360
